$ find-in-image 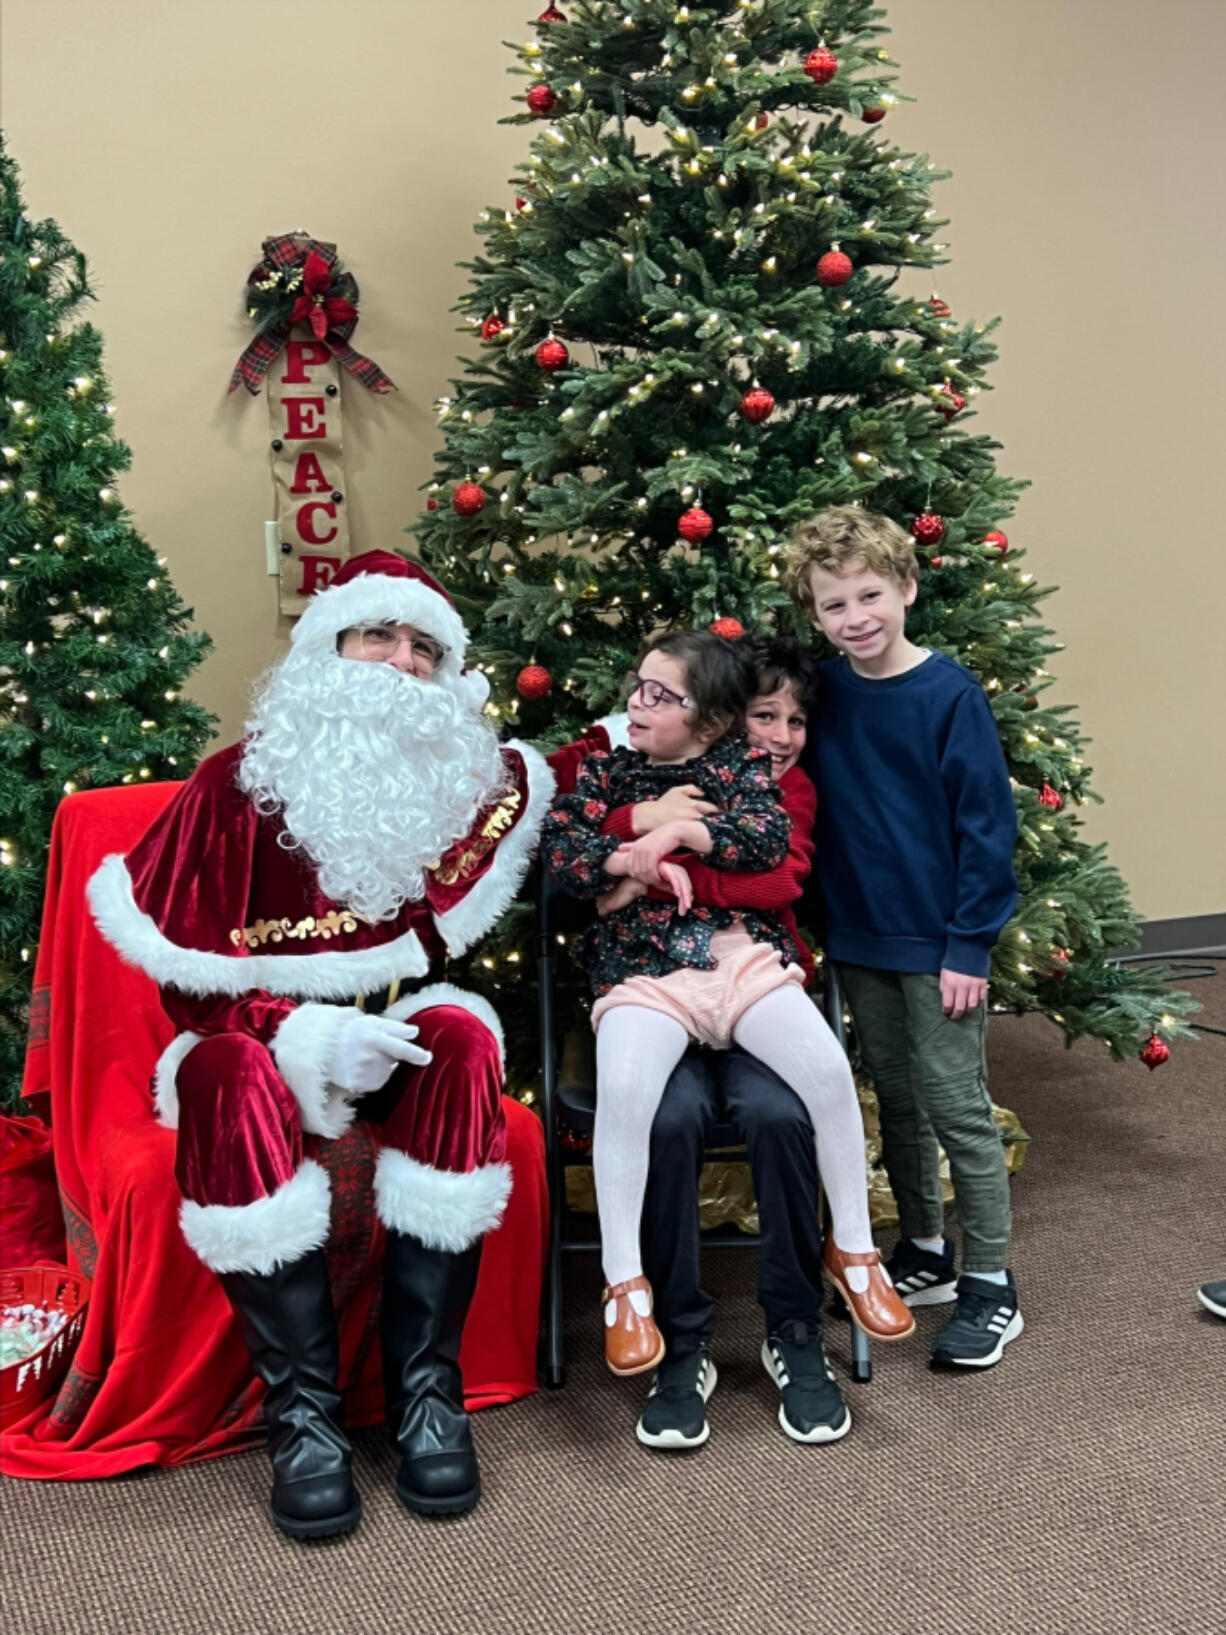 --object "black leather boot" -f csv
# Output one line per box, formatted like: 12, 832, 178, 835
220, 1248, 361, 1540
381, 1230, 483, 1515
